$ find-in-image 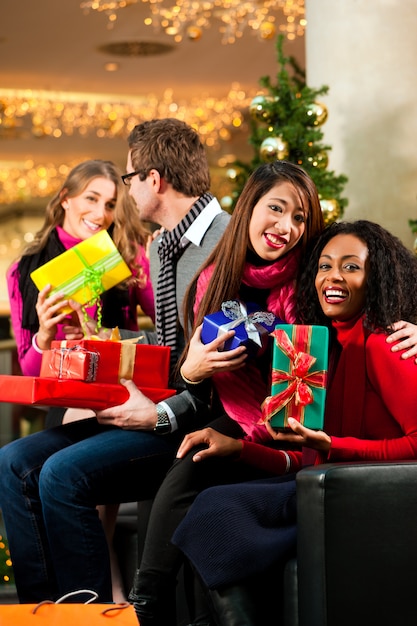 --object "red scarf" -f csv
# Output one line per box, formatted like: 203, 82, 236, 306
195, 250, 300, 442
